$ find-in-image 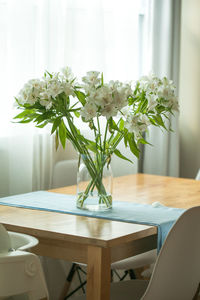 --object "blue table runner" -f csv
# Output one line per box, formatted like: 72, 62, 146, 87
0, 191, 185, 251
